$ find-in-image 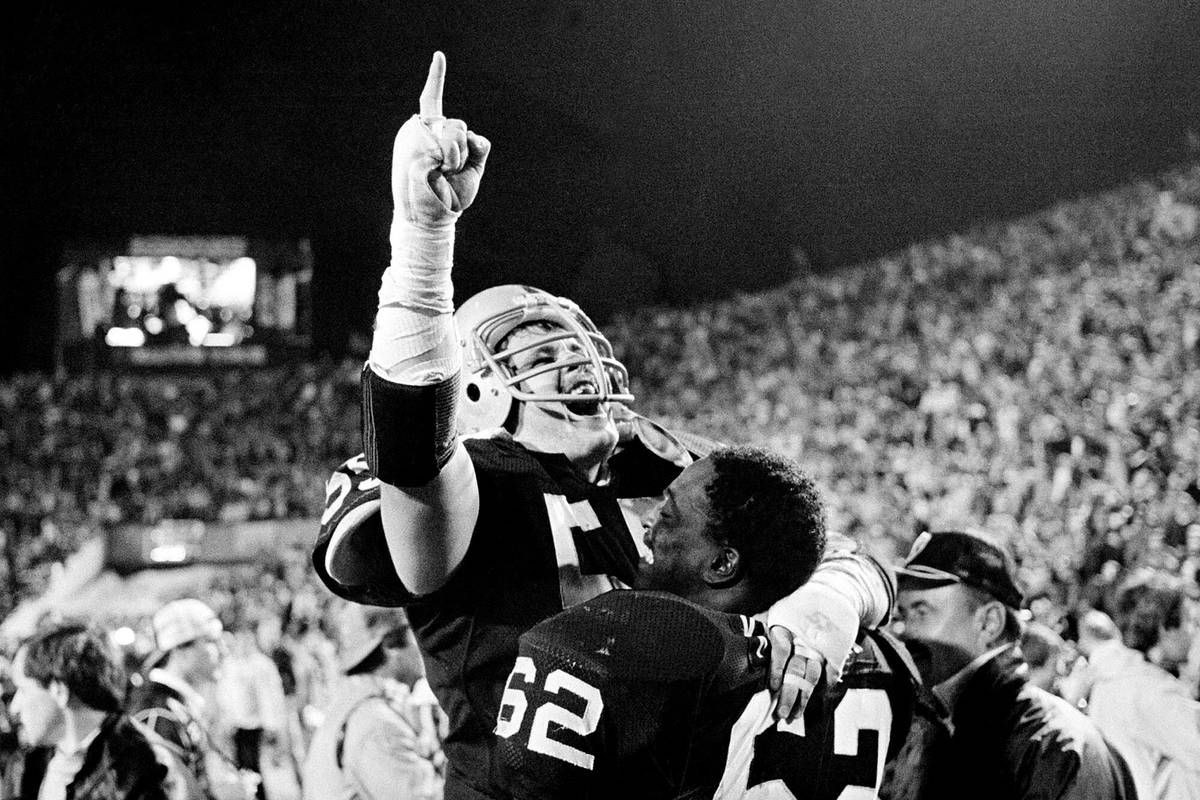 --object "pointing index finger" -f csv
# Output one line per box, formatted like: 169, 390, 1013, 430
420, 51, 446, 119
